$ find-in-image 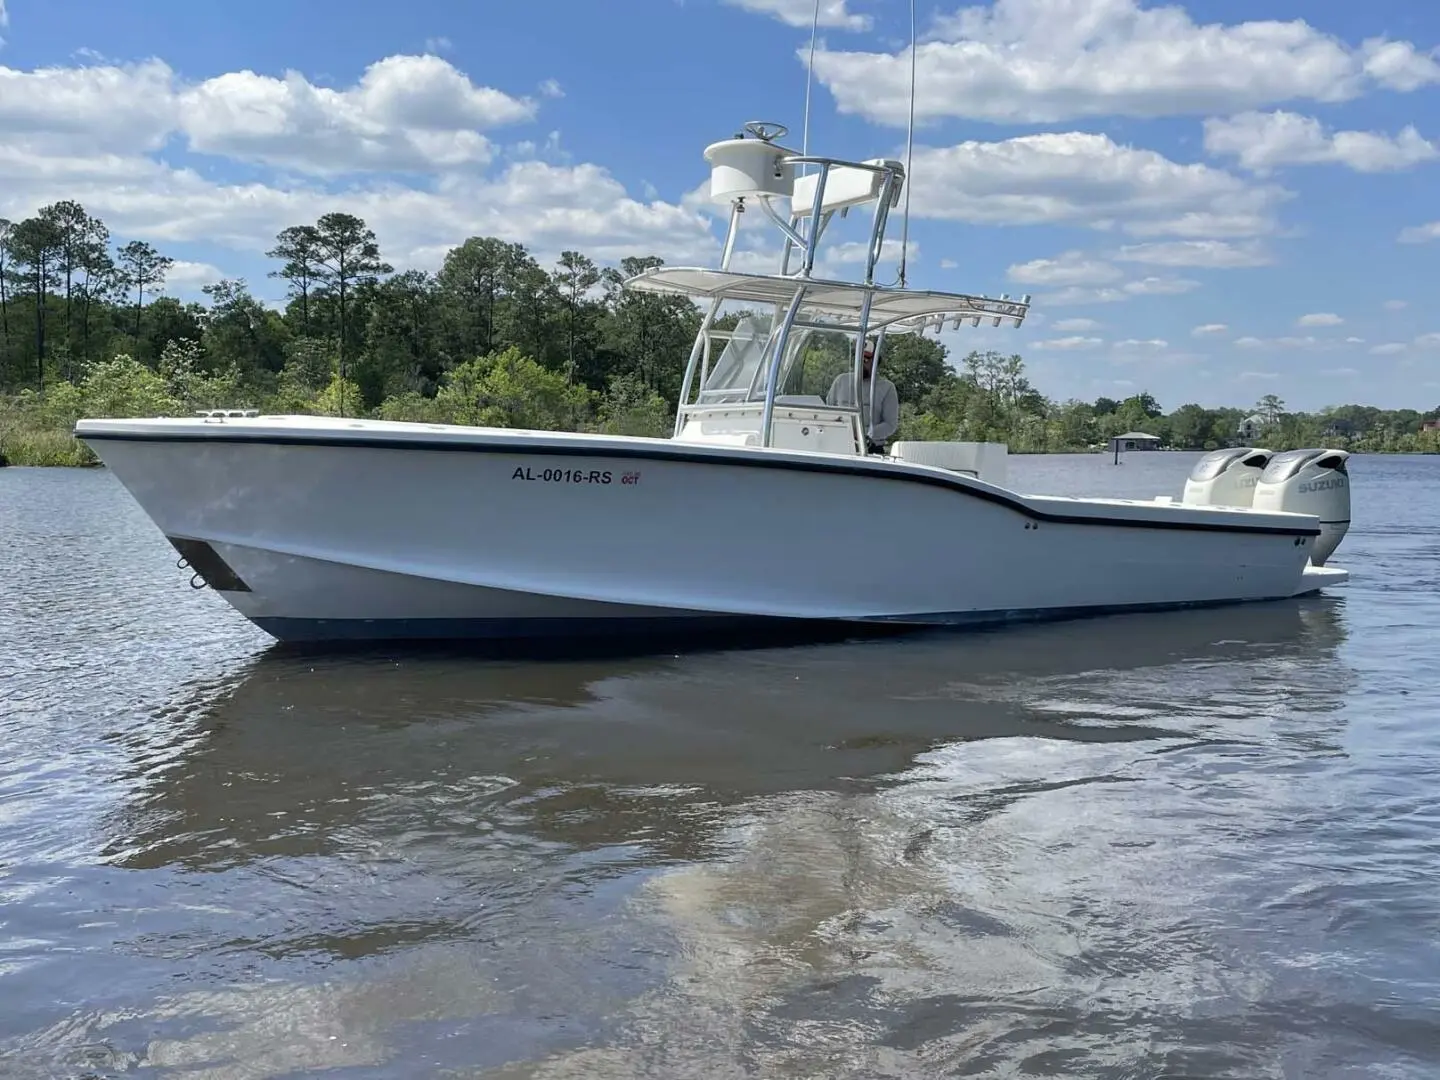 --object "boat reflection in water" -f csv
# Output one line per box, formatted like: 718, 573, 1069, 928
105, 596, 1353, 870
40, 598, 1356, 1076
